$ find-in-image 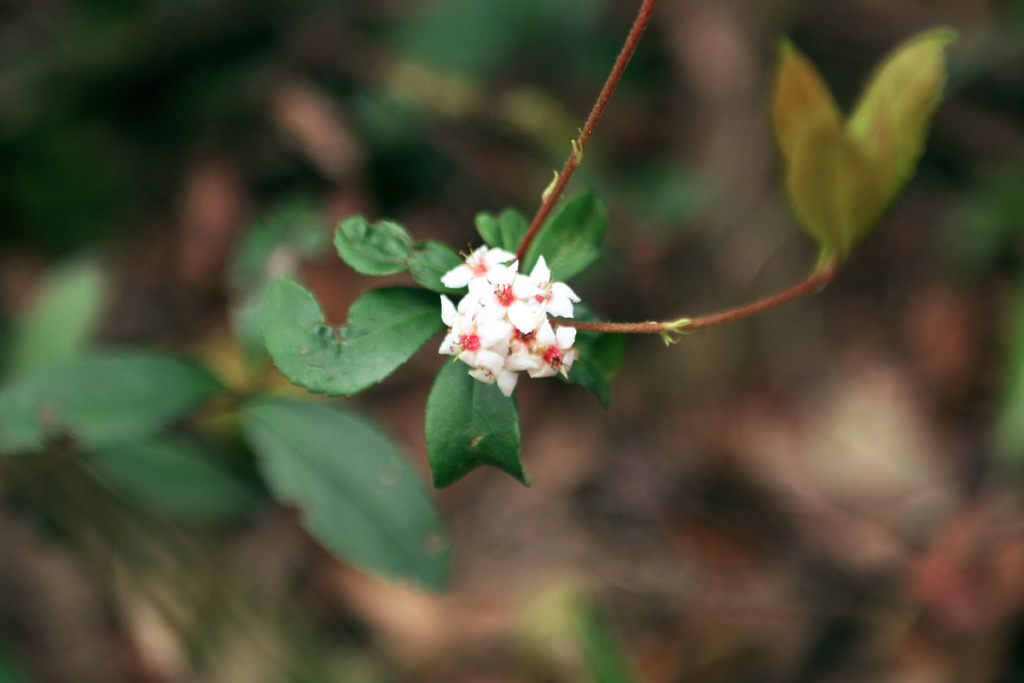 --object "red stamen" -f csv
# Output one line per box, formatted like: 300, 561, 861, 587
459, 334, 481, 351
496, 284, 515, 307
